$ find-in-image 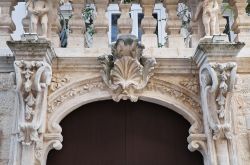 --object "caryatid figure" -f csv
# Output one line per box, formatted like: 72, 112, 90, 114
193, 0, 219, 37
26, 0, 49, 38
